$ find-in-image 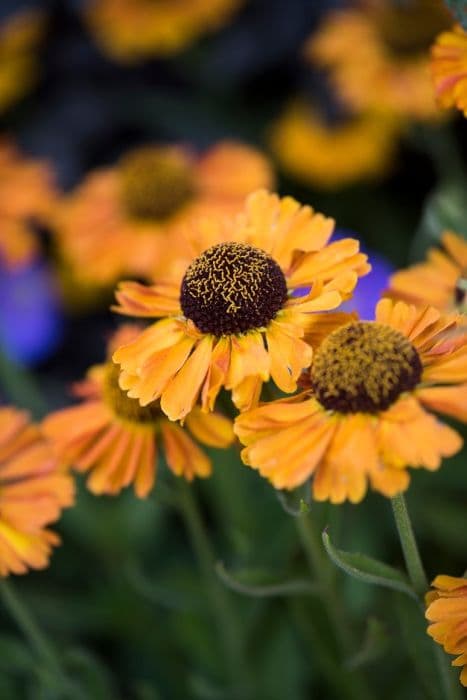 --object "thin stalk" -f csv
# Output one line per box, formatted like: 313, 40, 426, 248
391, 493, 427, 596
0, 580, 79, 697
391, 493, 462, 700
176, 481, 250, 699
295, 512, 373, 700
